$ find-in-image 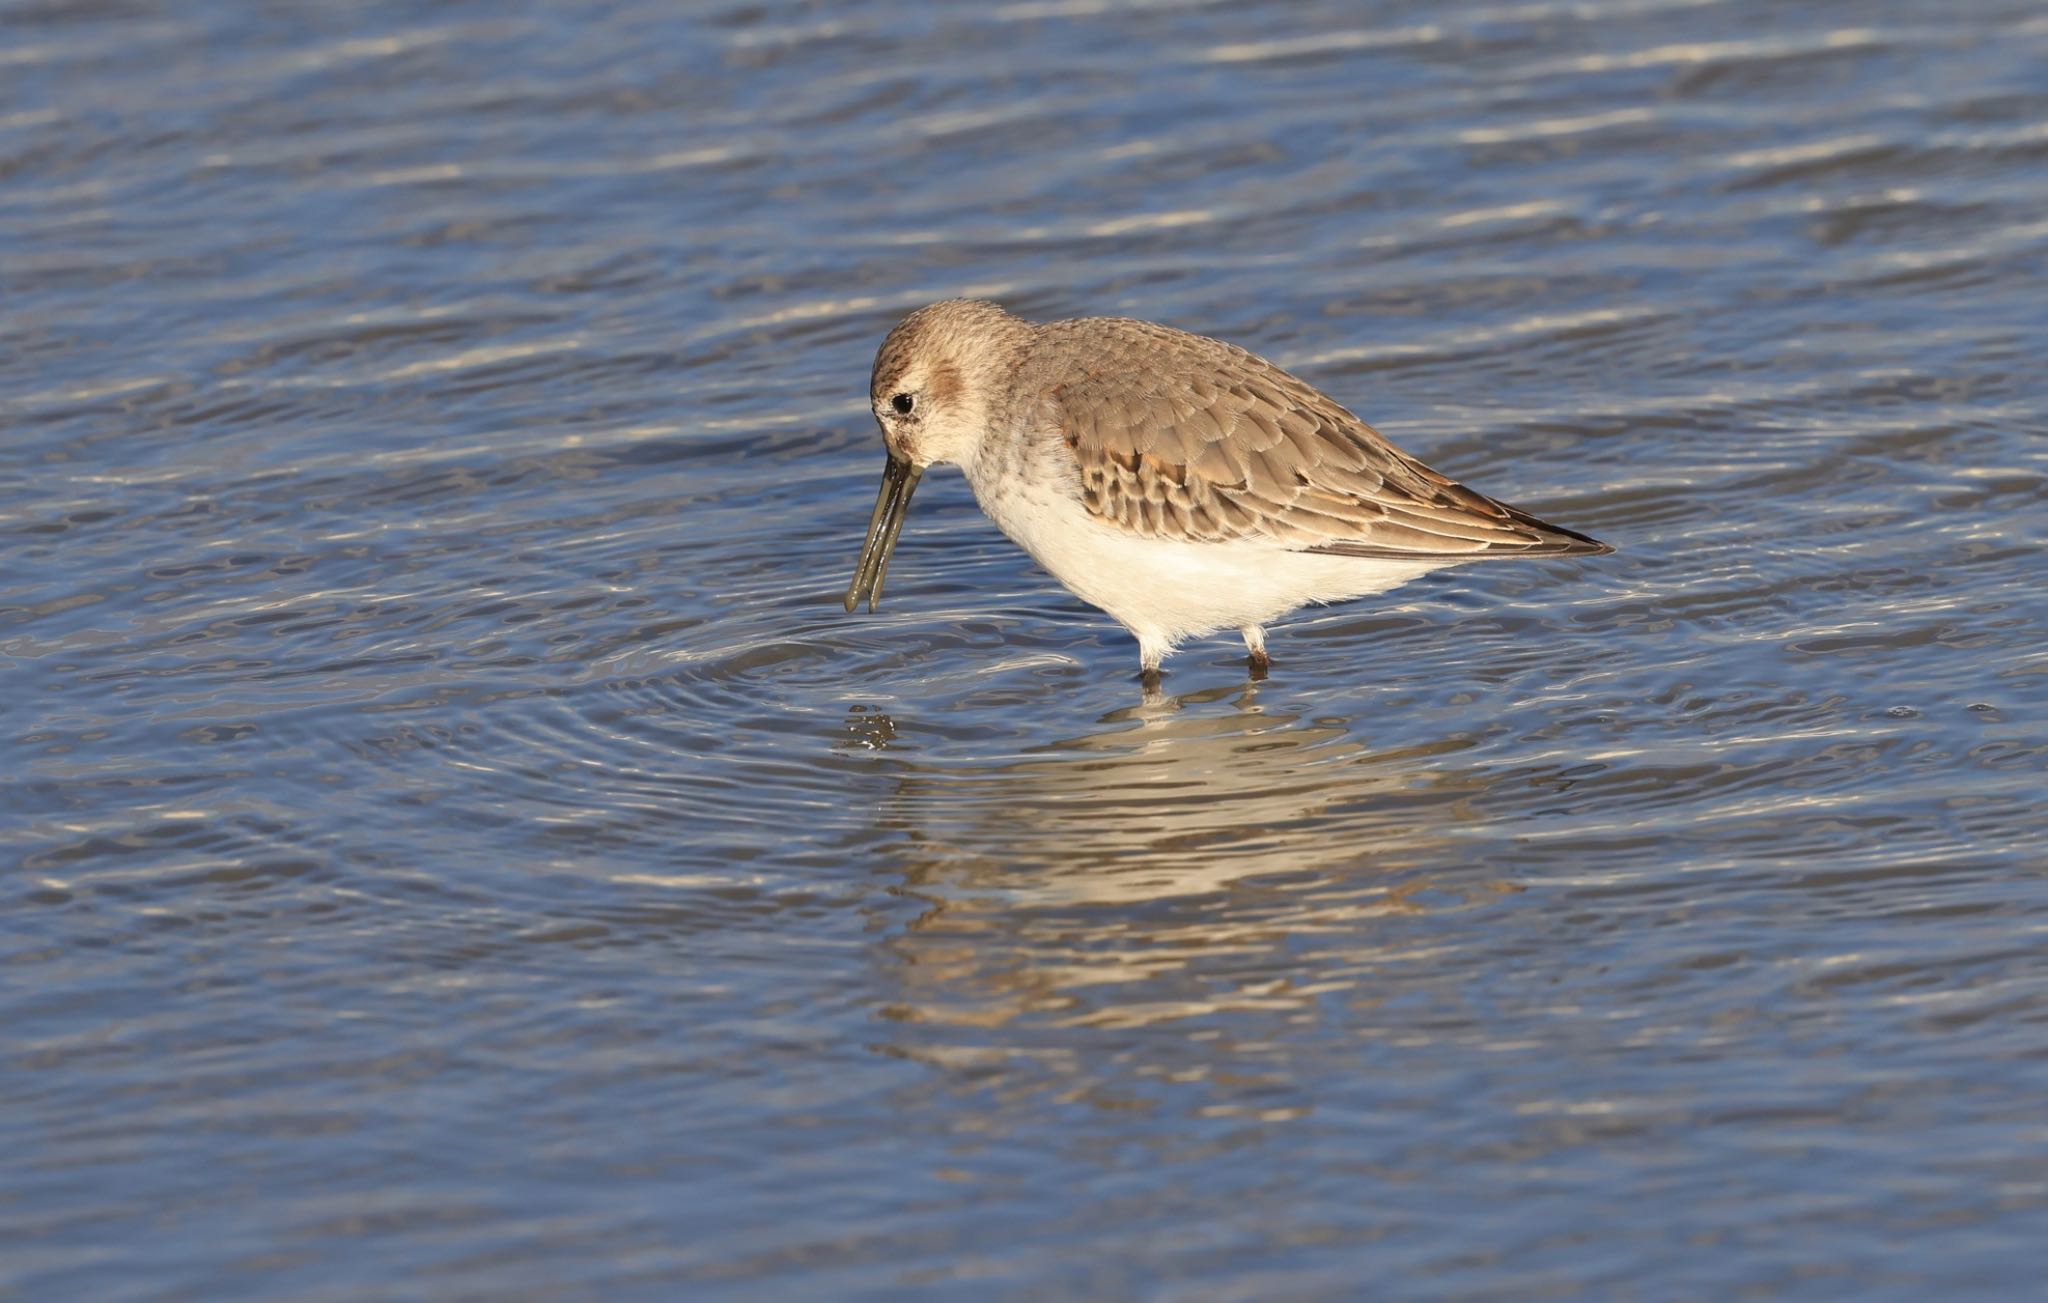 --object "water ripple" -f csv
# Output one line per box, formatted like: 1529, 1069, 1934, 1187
3, 0, 2046, 1296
